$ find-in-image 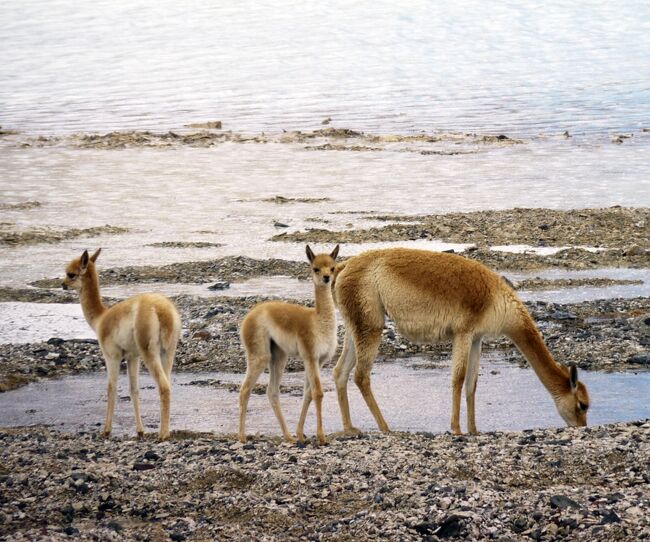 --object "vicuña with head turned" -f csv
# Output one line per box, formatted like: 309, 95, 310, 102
239, 245, 340, 444
62, 249, 181, 440
333, 248, 590, 435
